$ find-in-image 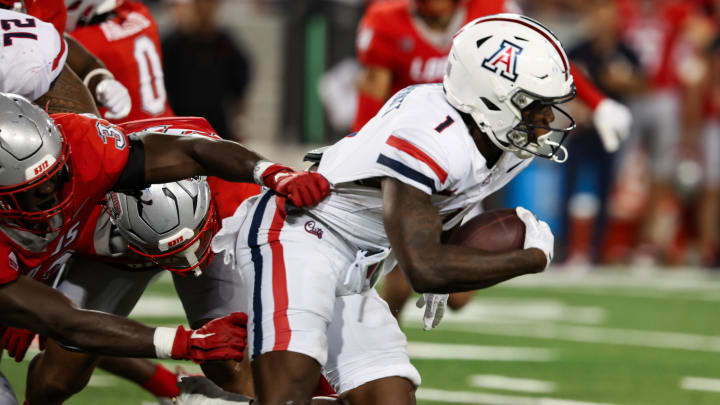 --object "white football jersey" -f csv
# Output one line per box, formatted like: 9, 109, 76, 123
0, 8, 67, 101
313, 84, 532, 251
